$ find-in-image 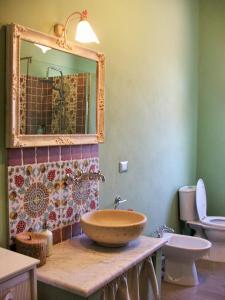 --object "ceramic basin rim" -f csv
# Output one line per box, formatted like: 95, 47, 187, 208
164, 235, 212, 251
164, 242, 211, 251
81, 209, 147, 228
